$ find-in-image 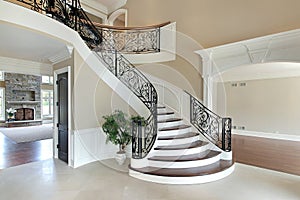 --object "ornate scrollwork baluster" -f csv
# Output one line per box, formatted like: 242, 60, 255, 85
189, 93, 231, 152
